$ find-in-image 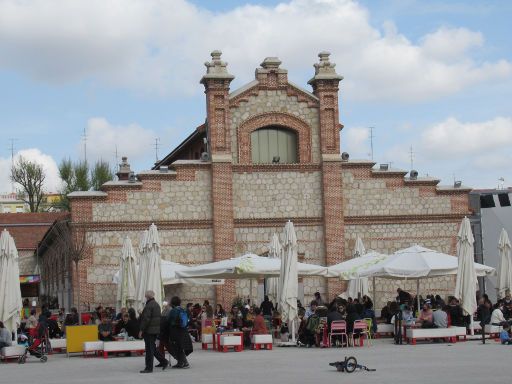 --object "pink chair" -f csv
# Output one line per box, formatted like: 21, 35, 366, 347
328, 320, 348, 347
351, 320, 371, 347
